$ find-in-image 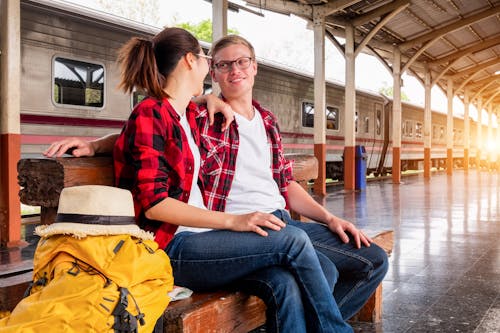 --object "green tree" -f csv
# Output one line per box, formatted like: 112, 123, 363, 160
379, 82, 410, 102
176, 19, 239, 42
